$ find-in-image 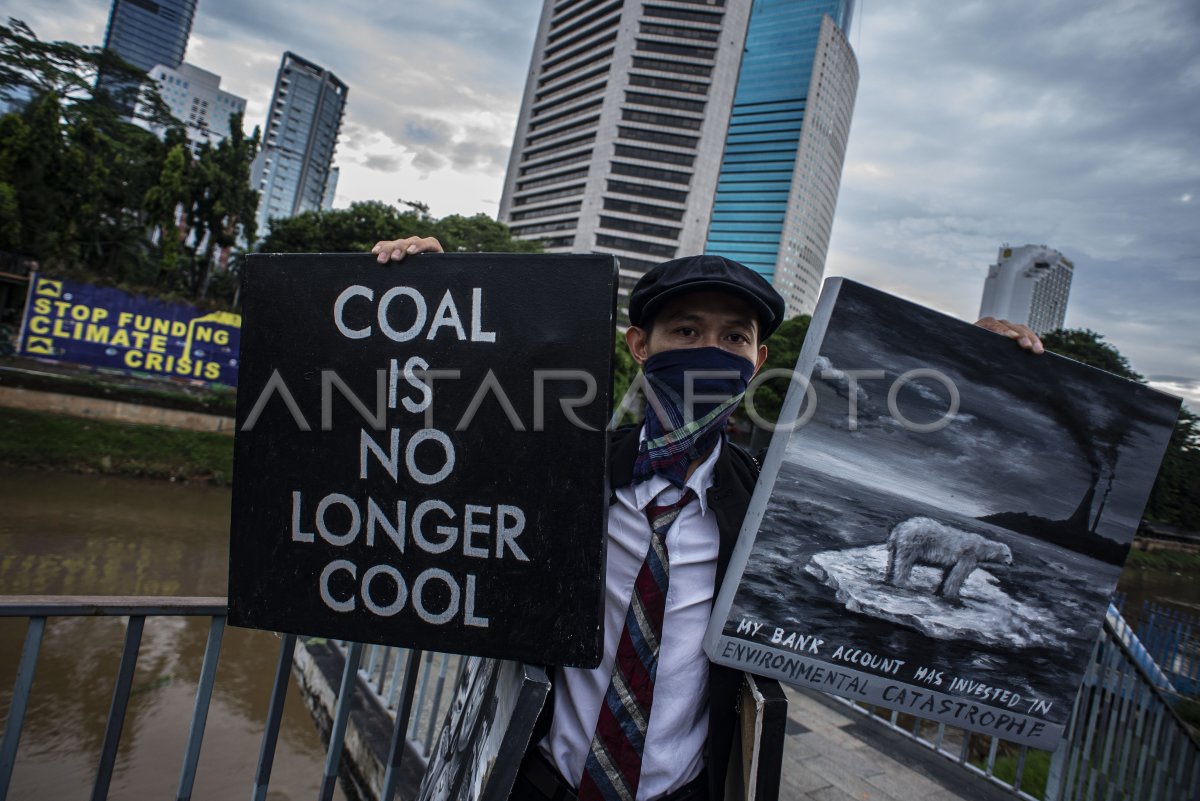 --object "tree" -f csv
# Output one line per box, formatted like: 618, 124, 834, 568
258, 201, 417, 254
1043, 328, 1199, 531
258, 202, 541, 257
185, 114, 260, 298
611, 329, 640, 414
0, 18, 182, 284
742, 314, 810, 426
436, 214, 542, 254
1041, 328, 1142, 381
